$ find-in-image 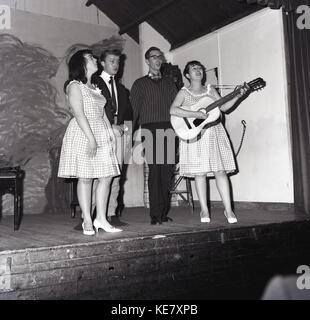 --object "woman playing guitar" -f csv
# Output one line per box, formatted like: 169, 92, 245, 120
170, 60, 249, 224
